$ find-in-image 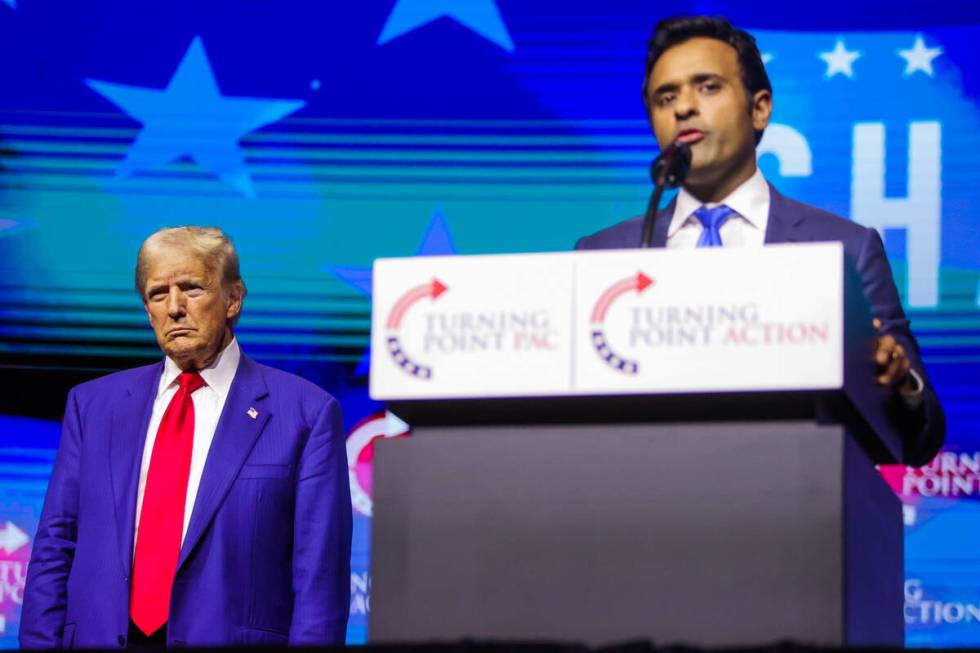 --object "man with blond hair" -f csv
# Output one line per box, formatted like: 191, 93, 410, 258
21, 226, 352, 648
